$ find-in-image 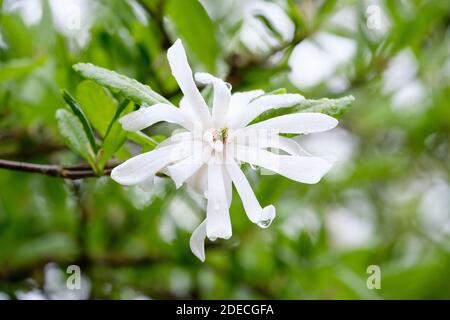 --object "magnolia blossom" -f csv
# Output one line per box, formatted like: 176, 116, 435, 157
111, 39, 338, 261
